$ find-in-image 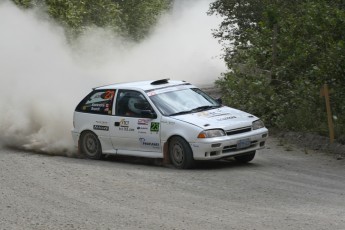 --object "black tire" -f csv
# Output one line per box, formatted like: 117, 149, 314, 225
80, 131, 102, 159
234, 151, 256, 163
169, 136, 195, 169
